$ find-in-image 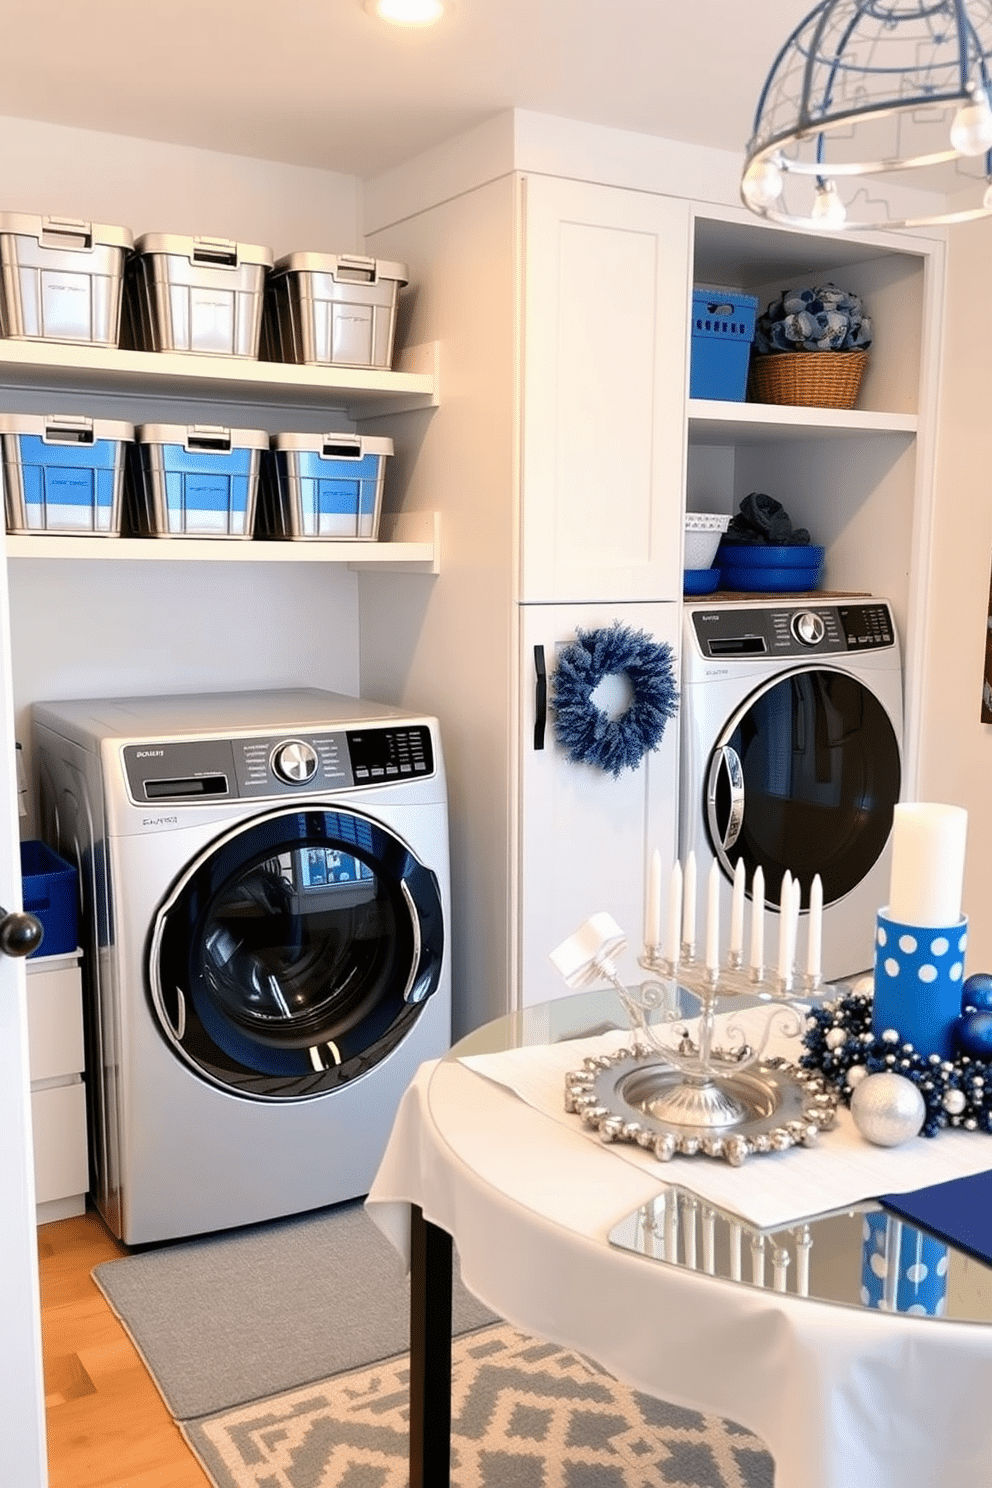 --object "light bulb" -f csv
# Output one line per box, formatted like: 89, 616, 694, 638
810, 180, 847, 229
951, 93, 992, 156
742, 157, 784, 209
368, 0, 445, 24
